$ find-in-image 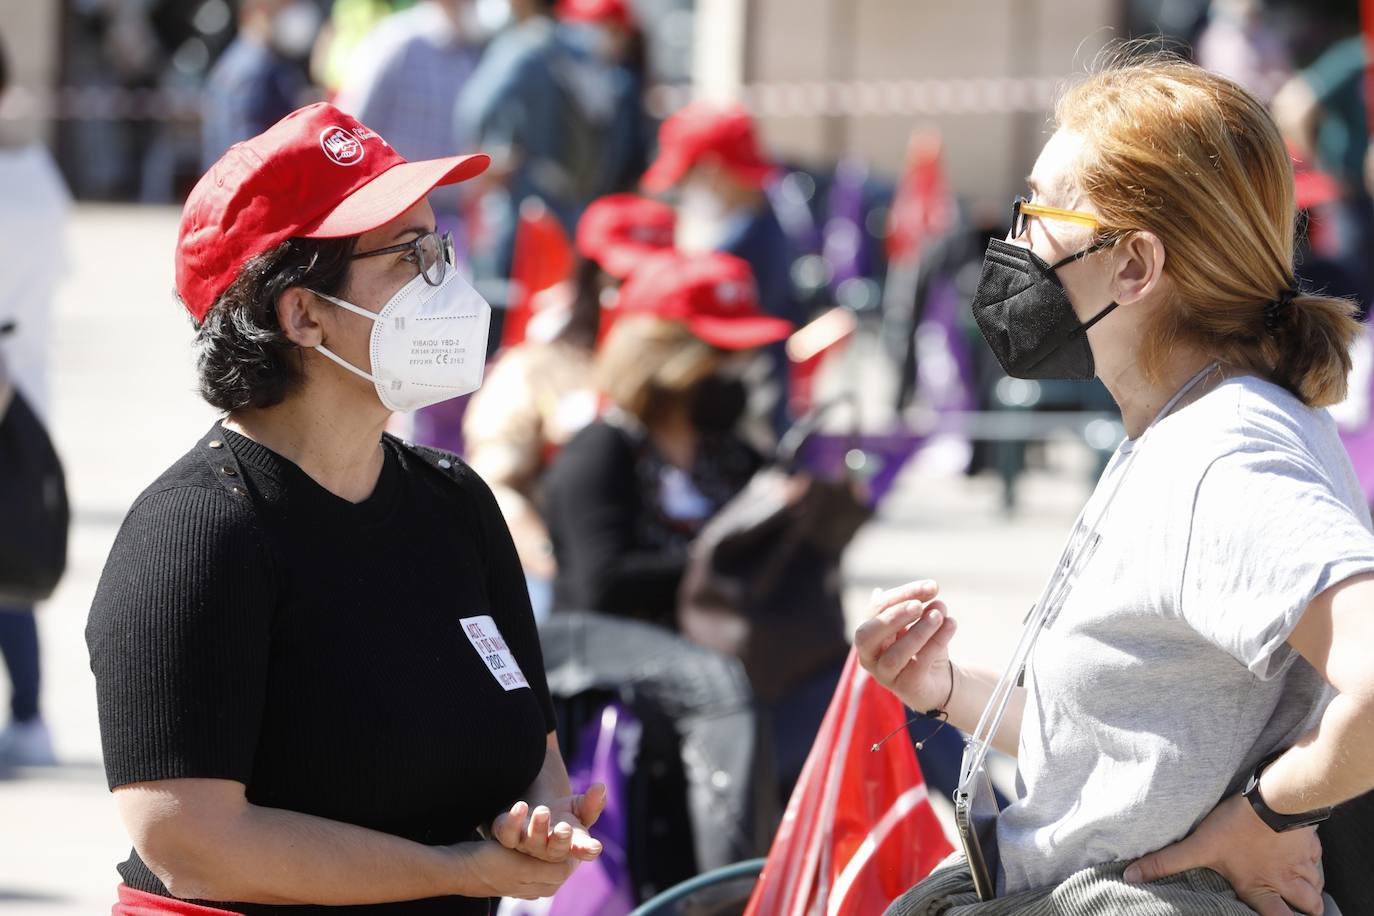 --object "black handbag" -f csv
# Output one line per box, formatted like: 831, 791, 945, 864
677, 401, 871, 704
0, 380, 70, 604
